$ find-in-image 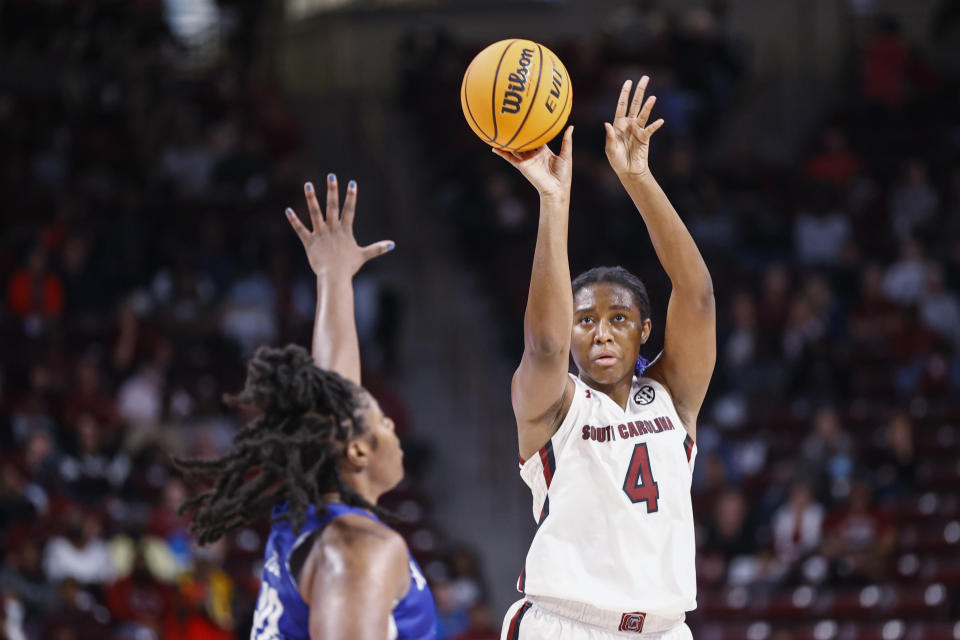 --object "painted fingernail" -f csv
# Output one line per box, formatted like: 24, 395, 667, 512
348, 180, 356, 190
386, 241, 396, 251
285, 208, 294, 216
305, 182, 313, 192
328, 173, 336, 183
